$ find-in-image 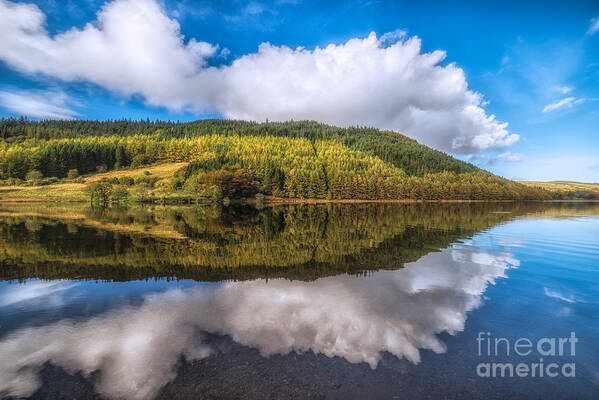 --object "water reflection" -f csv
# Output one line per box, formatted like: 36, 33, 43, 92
0, 202, 582, 282
1, 202, 598, 399
0, 280, 75, 308
0, 244, 518, 399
